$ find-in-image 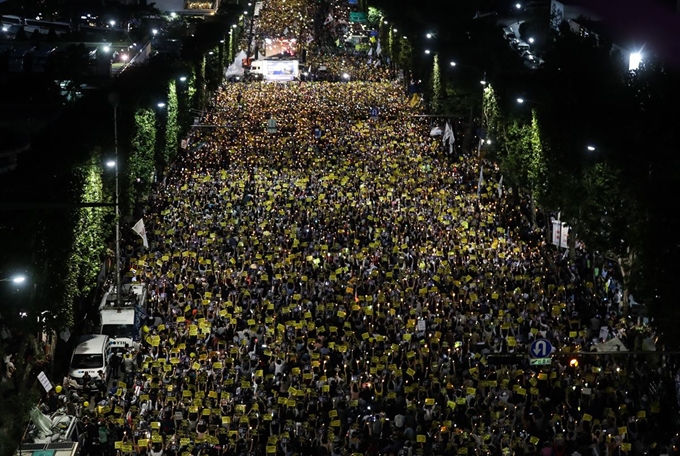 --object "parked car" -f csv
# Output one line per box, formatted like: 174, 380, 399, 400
516, 41, 530, 53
